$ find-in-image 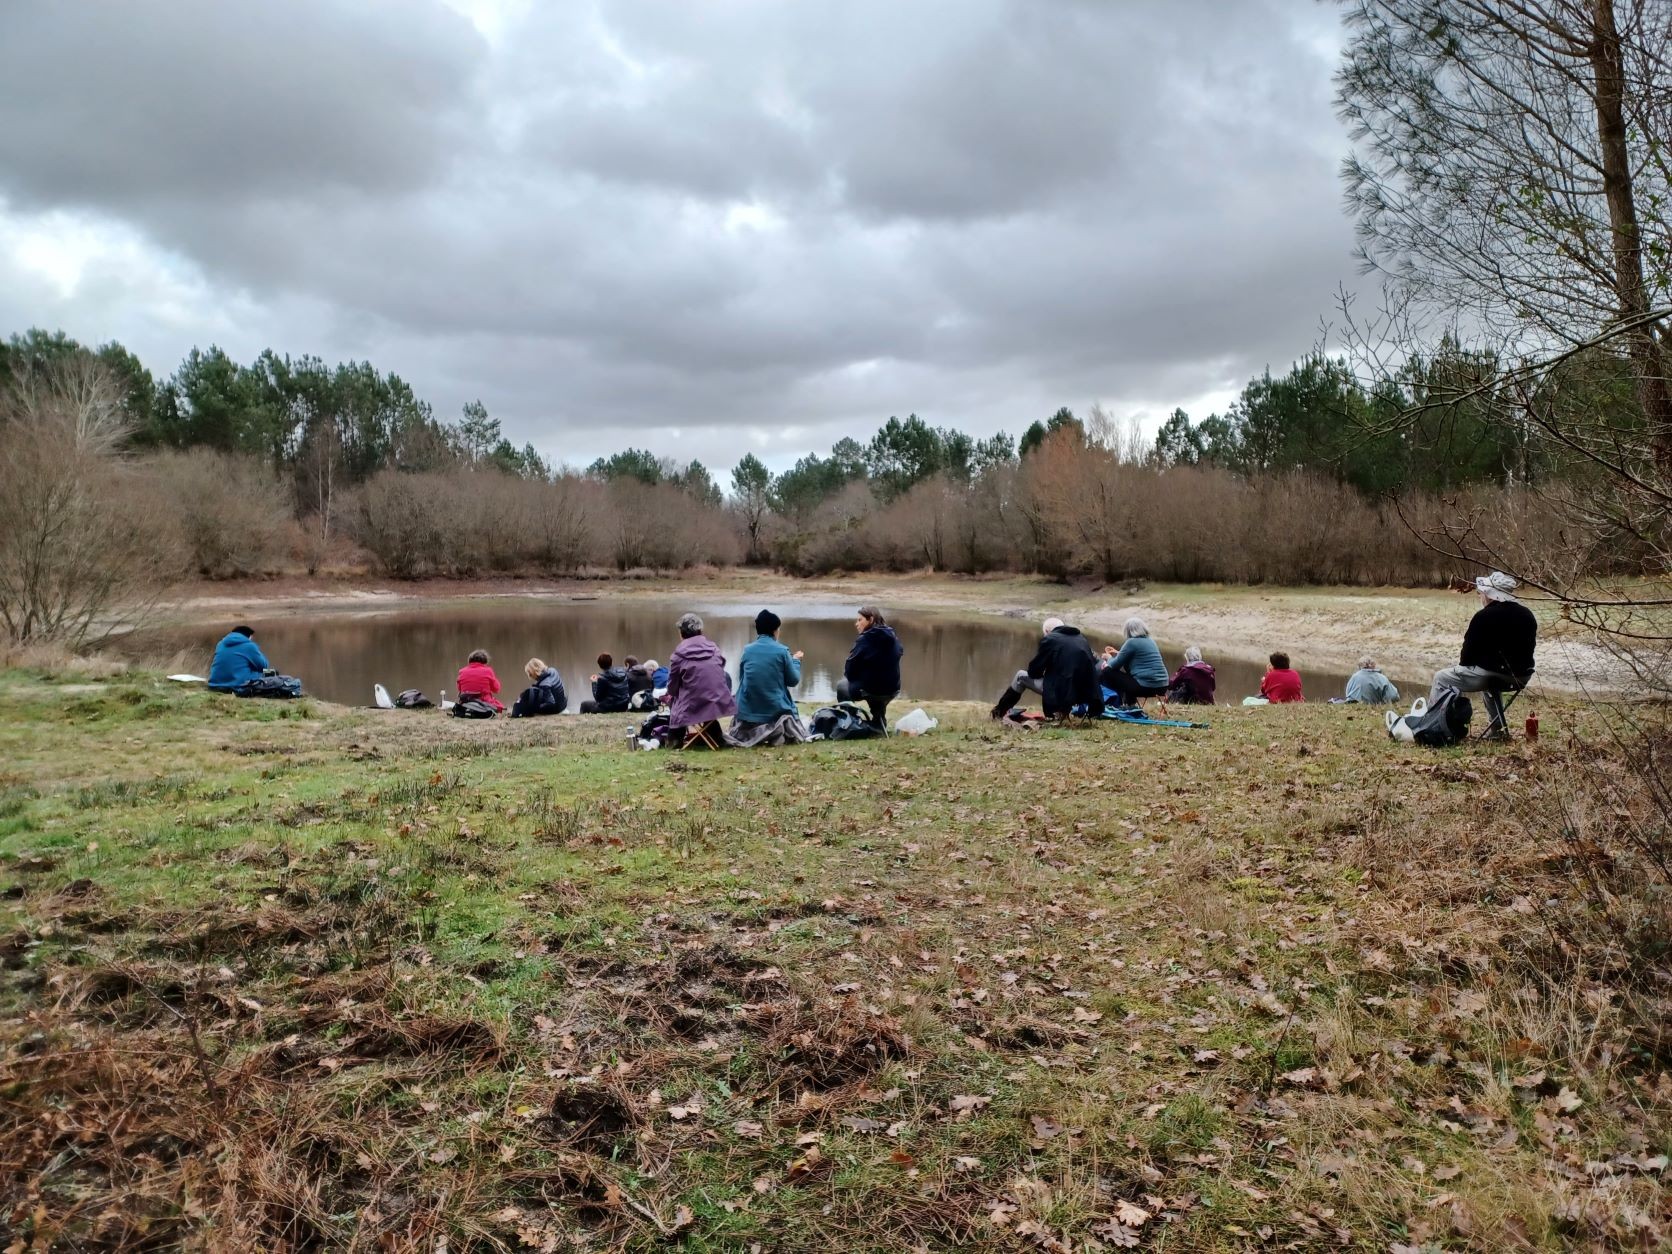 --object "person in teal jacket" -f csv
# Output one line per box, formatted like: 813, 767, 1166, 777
734, 609, 803, 726
207, 625, 270, 692
1098, 617, 1170, 707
